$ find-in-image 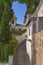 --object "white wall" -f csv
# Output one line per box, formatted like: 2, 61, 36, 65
26, 41, 32, 62
26, 21, 33, 62
26, 22, 33, 40
8, 56, 13, 65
